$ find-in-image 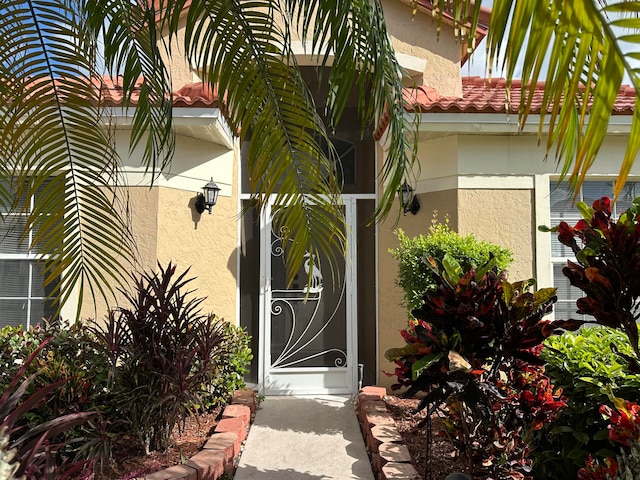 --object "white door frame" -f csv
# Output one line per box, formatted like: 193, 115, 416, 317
258, 196, 358, 395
